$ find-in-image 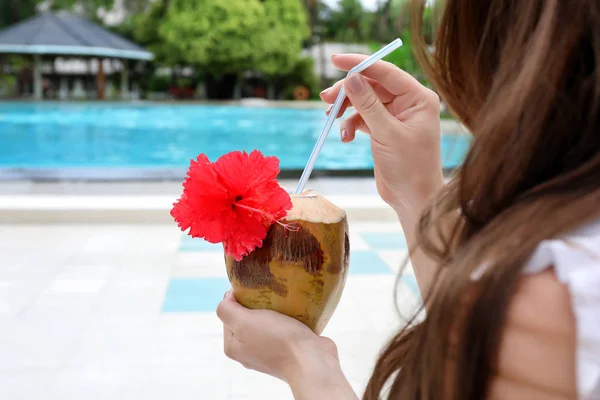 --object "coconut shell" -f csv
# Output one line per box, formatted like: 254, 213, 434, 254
225, 193, 350, 334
